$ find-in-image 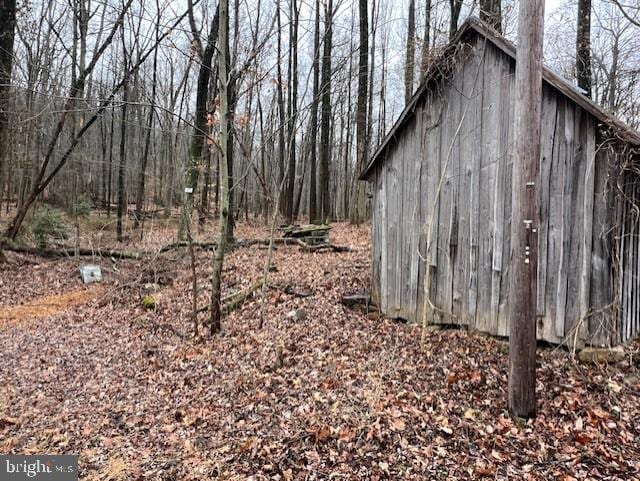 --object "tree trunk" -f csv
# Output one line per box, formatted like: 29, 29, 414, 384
210, 0, 230, 335
420, 0, 432, 76
116, 72, 129, 242
285, 0, 299, 224
0, 0, 17, 205
508, 0, 544, 419
225, 77, 235, 241
318, 0, 333, 223
349, 0, 369, 224
276, 0, 287, 219
0, 0, 17, 255
576, 0, 591, 97
448, 0, 463, 39
107, 105, 115, 216
134, 8, 160, 228
404, 0, 416, 104
178, 4, 221, 240
308, 0, 321, 224
606, 35, 619, 111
